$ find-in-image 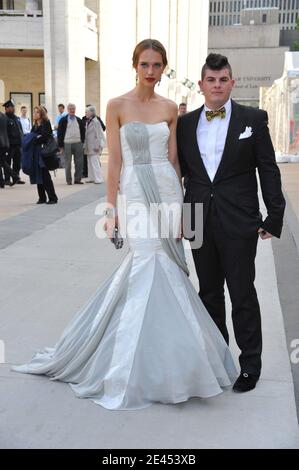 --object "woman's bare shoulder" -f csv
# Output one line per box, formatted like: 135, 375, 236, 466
107, 92, 134, 107
155, 95, 178, 112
